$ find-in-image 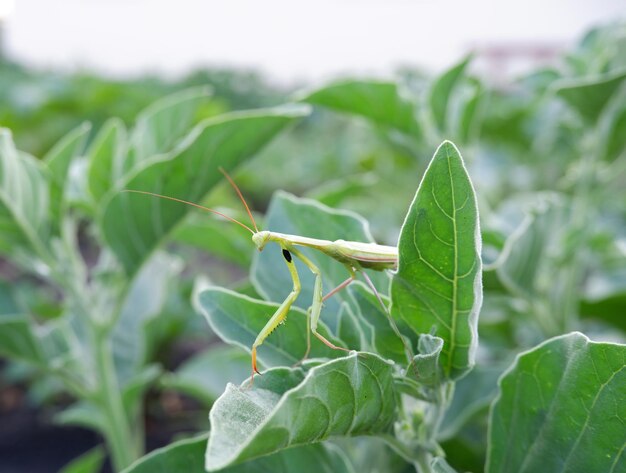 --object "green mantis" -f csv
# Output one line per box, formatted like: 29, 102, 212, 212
125, 169, 407, 382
